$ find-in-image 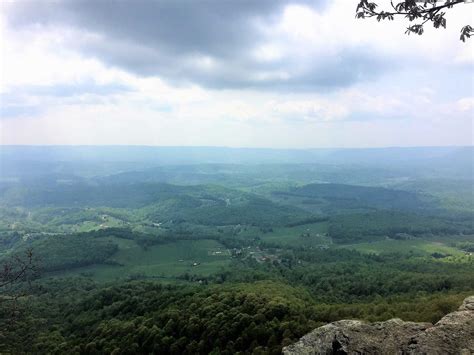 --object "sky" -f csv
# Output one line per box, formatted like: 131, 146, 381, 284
0, 0, 473, 148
